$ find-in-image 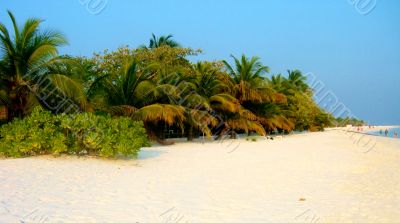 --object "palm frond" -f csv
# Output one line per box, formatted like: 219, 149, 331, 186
48, 74, 89, 111
108, 105, 138, 116
227, 118, 266, 136
134, 103, 186, 126
209, 93, 240, 113
186, 109, 218, 136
